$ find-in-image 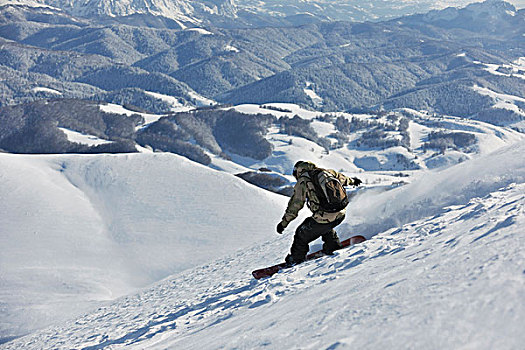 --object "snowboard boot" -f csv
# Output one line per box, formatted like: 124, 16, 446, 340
321, 229, 343, 255
321, 248, 335, 256
284, 254, 305, 268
